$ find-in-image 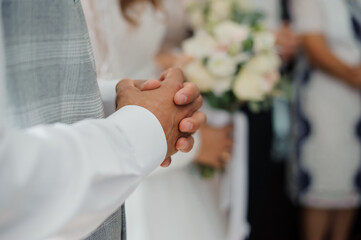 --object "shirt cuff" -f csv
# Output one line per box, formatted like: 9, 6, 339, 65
107, 105, 167, 175
98, 79, 118, 117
